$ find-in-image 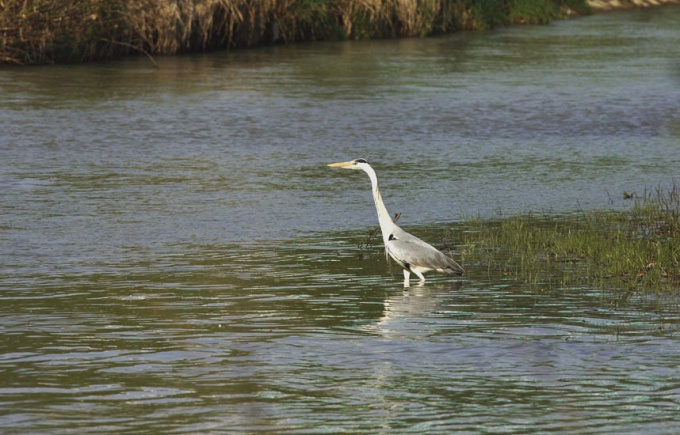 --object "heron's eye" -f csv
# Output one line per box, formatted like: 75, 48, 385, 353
354, 158, 368, 164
